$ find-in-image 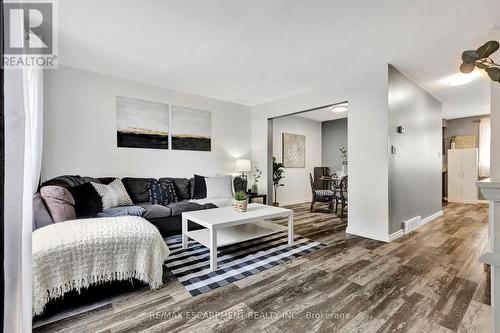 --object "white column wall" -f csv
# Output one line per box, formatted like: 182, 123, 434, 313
251, 66, 390, 241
